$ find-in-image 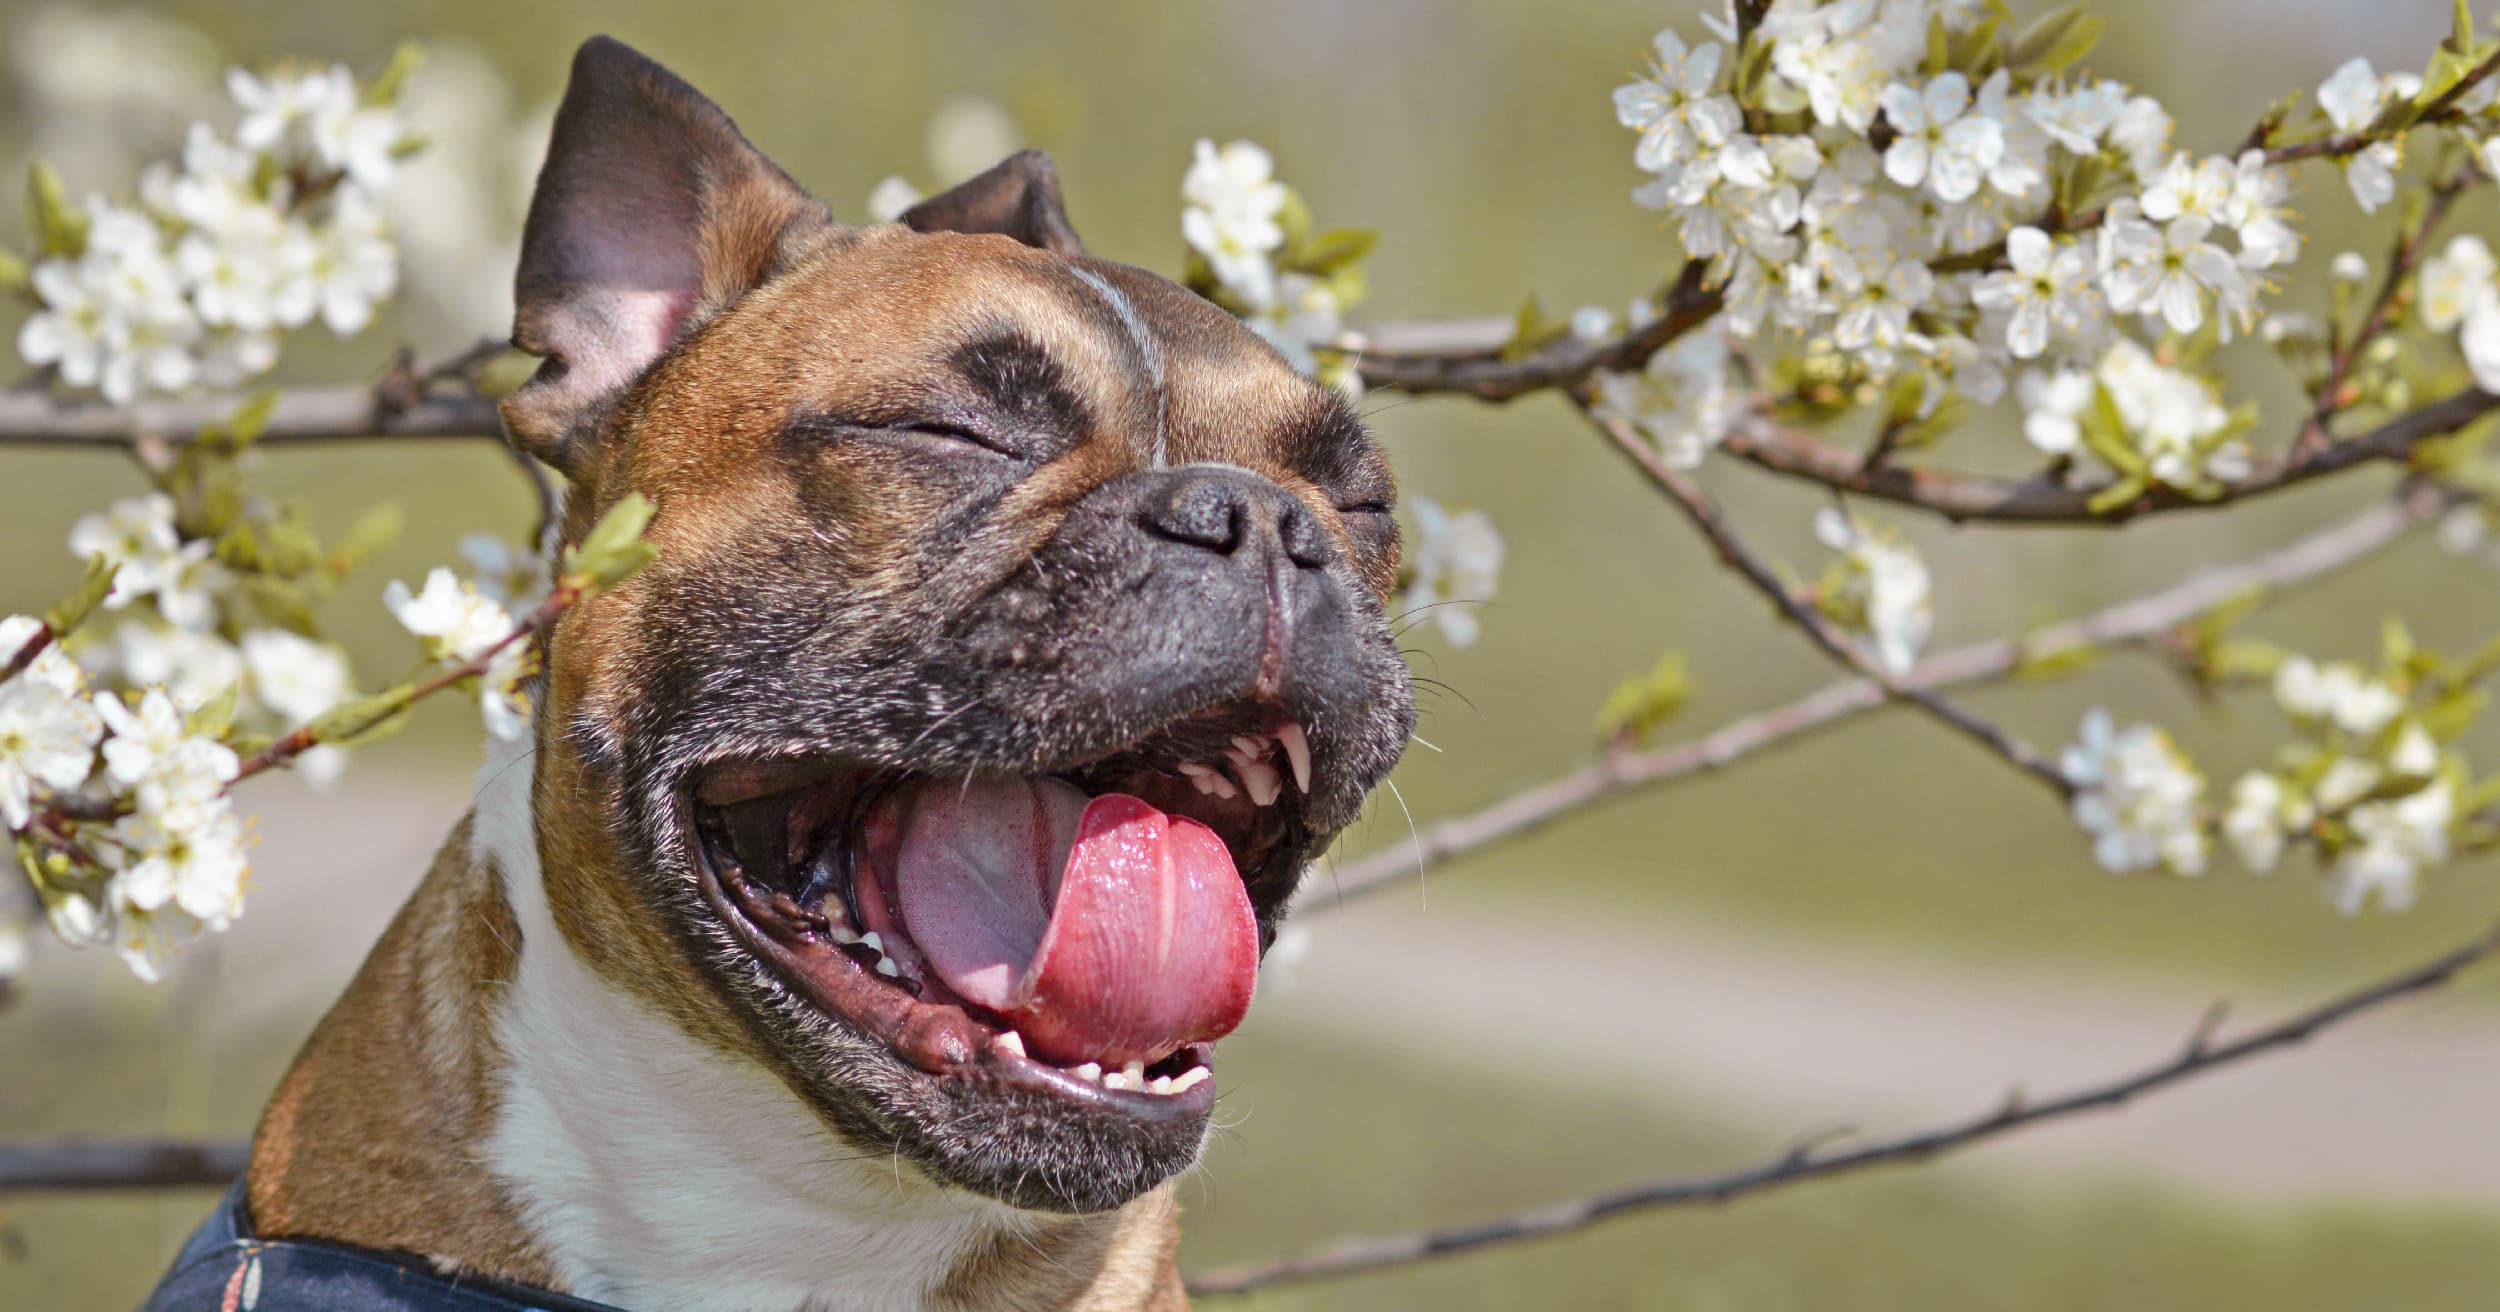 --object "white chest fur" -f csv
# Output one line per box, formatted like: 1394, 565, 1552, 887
474, 731, 1031, 1311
